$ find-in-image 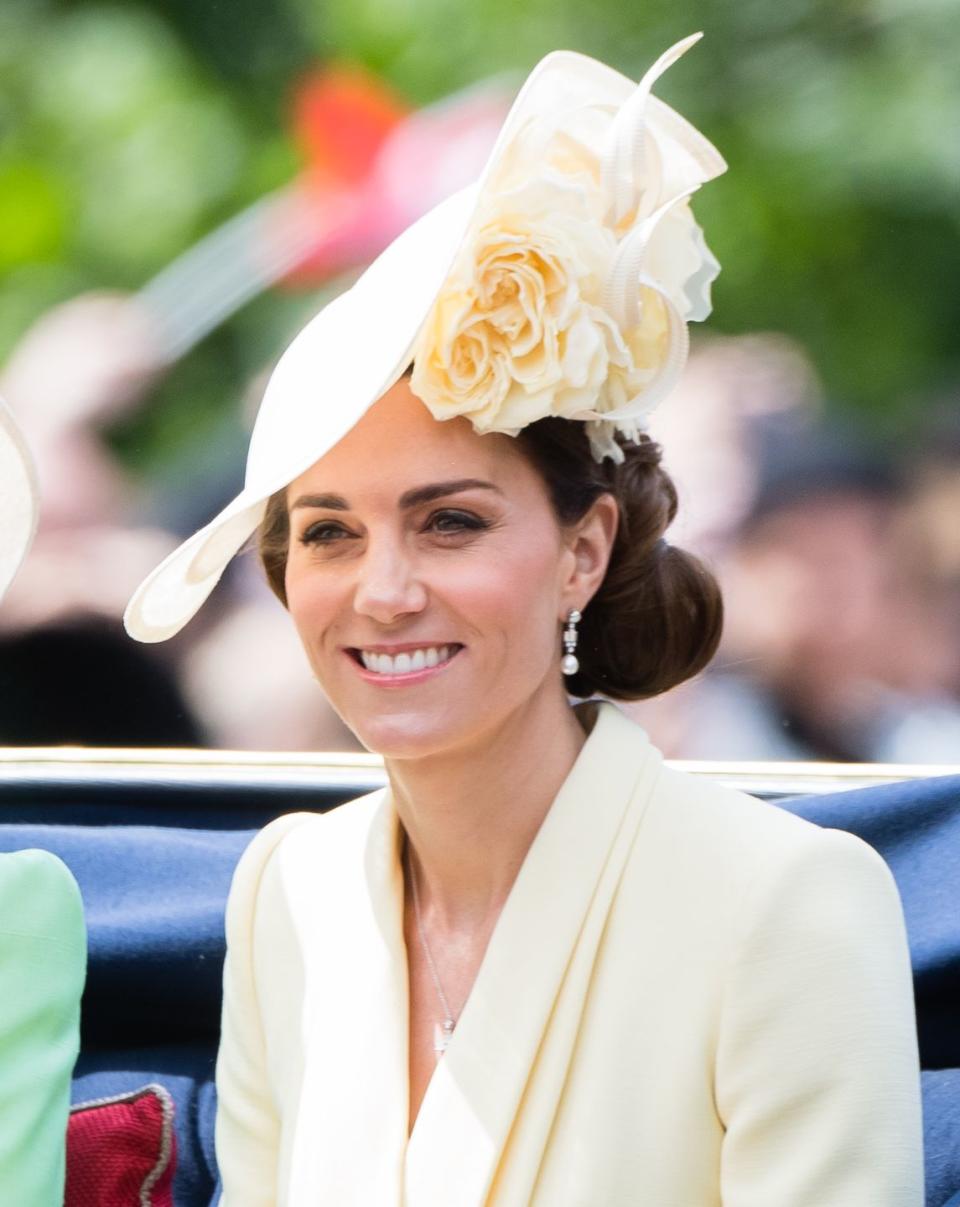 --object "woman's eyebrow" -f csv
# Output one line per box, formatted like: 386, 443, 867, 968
398, 479, 502, 509
291, 480, 502, 513
290, 493, 349, 511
